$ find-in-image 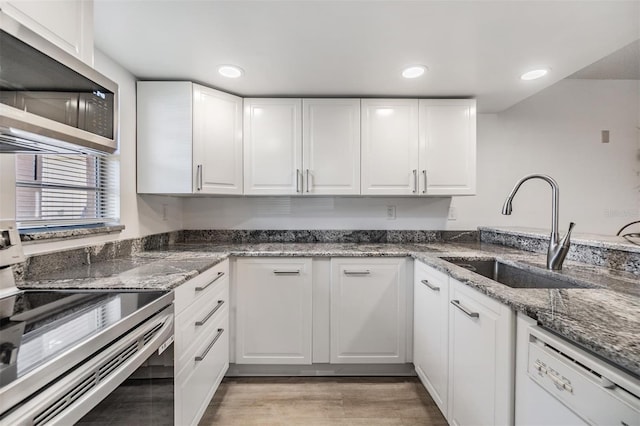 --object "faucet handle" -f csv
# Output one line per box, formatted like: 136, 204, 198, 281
561, 222, 576, 247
